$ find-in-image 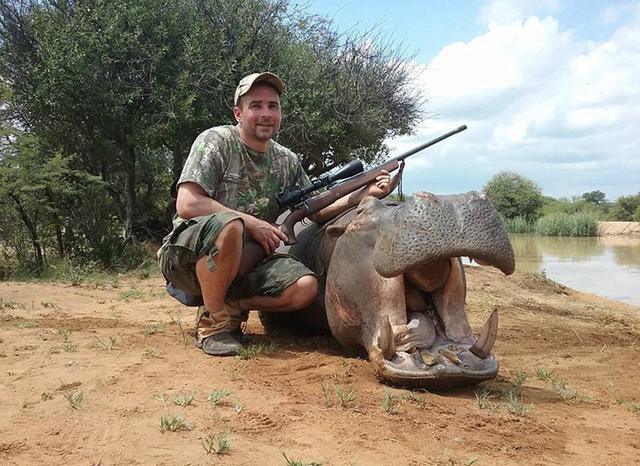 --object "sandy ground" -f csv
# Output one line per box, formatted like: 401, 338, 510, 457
1, 266, 639, 466
598, 221, 640, 235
